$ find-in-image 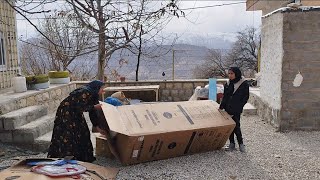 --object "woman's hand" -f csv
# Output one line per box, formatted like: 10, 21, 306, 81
94, 104, 102, 110
92, 126, 107, 135
97, 127, 107, 135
